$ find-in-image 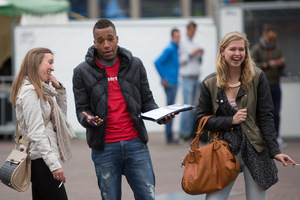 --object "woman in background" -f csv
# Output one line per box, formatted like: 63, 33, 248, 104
10, 47, 76, 200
